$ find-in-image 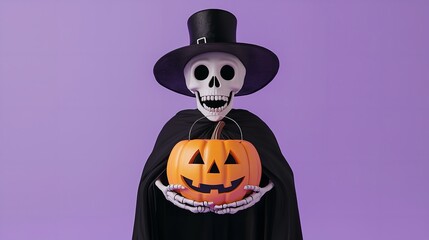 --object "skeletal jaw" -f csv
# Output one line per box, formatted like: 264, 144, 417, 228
198, 92, 232, 112
196, 91, 235, 121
